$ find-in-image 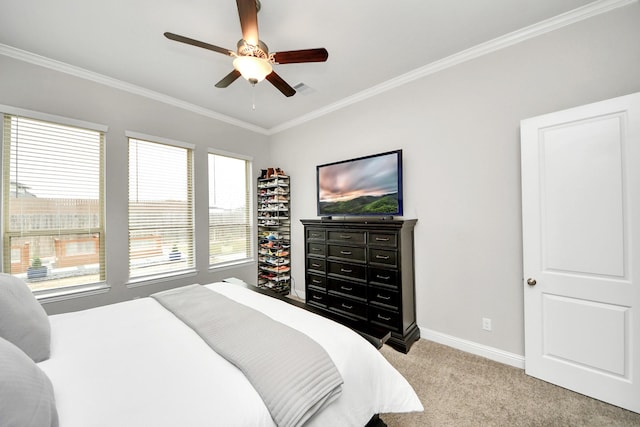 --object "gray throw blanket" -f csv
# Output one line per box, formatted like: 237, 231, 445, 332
151, 284, 343, 427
